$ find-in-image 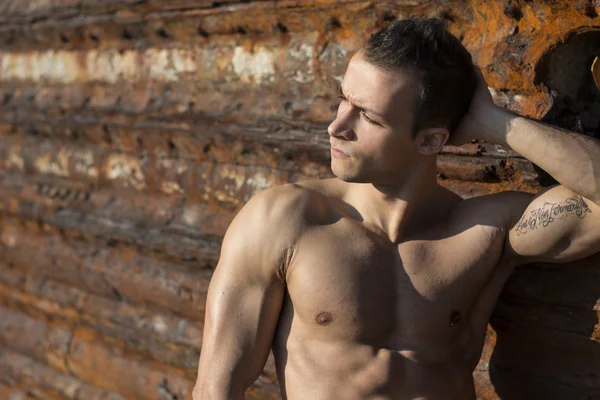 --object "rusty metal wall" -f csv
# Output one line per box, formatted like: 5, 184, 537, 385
0, 1, 599, 399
